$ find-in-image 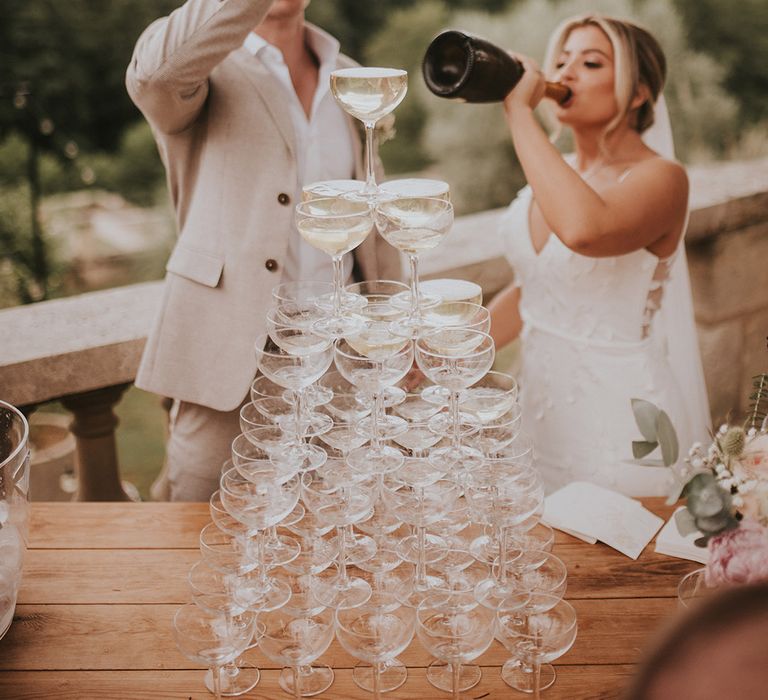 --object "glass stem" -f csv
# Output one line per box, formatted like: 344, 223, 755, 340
499, 525, 508, 585
533, 659, 542, 700
293, 390, 305, 443
362, 121, 377, 195
452, 660, 461, 700
416, 525, 428, 589
211, 665, 222, 700
332, 255, 344, 319
256, 530, 268, 588
450, 391, 461, 449
337, 525, 349, 585
371, 391, 382, 448
373, 662, 383, 700
408, 254, 420, 319
293, 664, 302, 700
